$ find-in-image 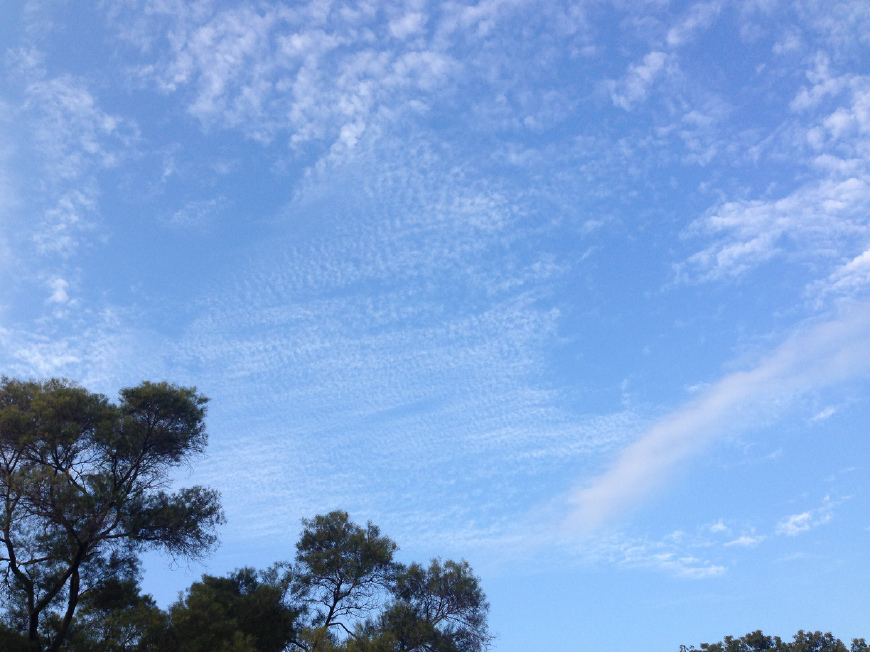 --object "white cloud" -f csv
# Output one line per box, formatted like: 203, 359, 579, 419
9, 338, 82, 377
680, 175, 870, 282
46, 278, 70, 304
790, 54, 849, 112
777, 511, 815, 536
159, 138, 630, 544
723, 534, 765, 547
675, 98, 732, 166
165, 197, 230, 229
7, 0, 870, 578
789, 0, 870, 55
3, 56, 138, 287
389, 12, 427, 39
609, 51, 670, 111
0, 125, 18, 282
666, 1, 721, 47
160, 6, 282, 127
613, 530, 728, 579
773, 28, 803, 55
0, 306, 168, 395
810, 405, 836, 421
626, 549, 726, 579
501, 522, 734, 580
33, 188, 99, 258
438, 0, 527, 37
812, 249, 870, 303
806, 81, 870, 150
565, 307, 870, 532
130, 0, 464, 156
682, 61, 870, 291
24, 74, 135, 180
776, 497, 834, 536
